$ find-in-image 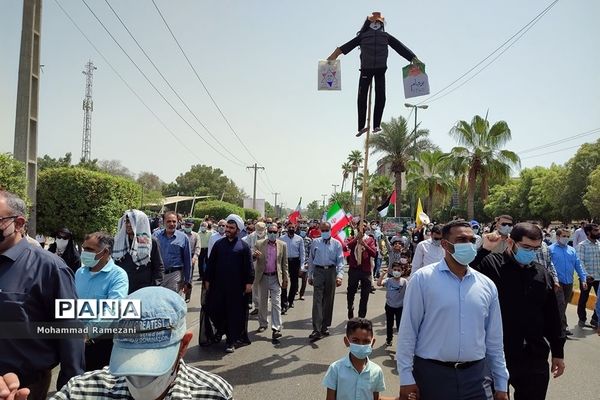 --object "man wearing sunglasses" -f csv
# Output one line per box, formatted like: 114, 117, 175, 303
474, 222, 565, 400
490, 215, 514, 254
